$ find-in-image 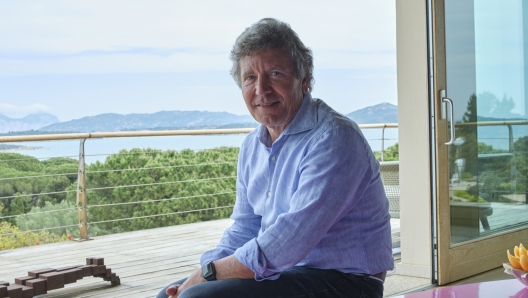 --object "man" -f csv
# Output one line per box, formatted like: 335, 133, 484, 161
158, 18, 393, 298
